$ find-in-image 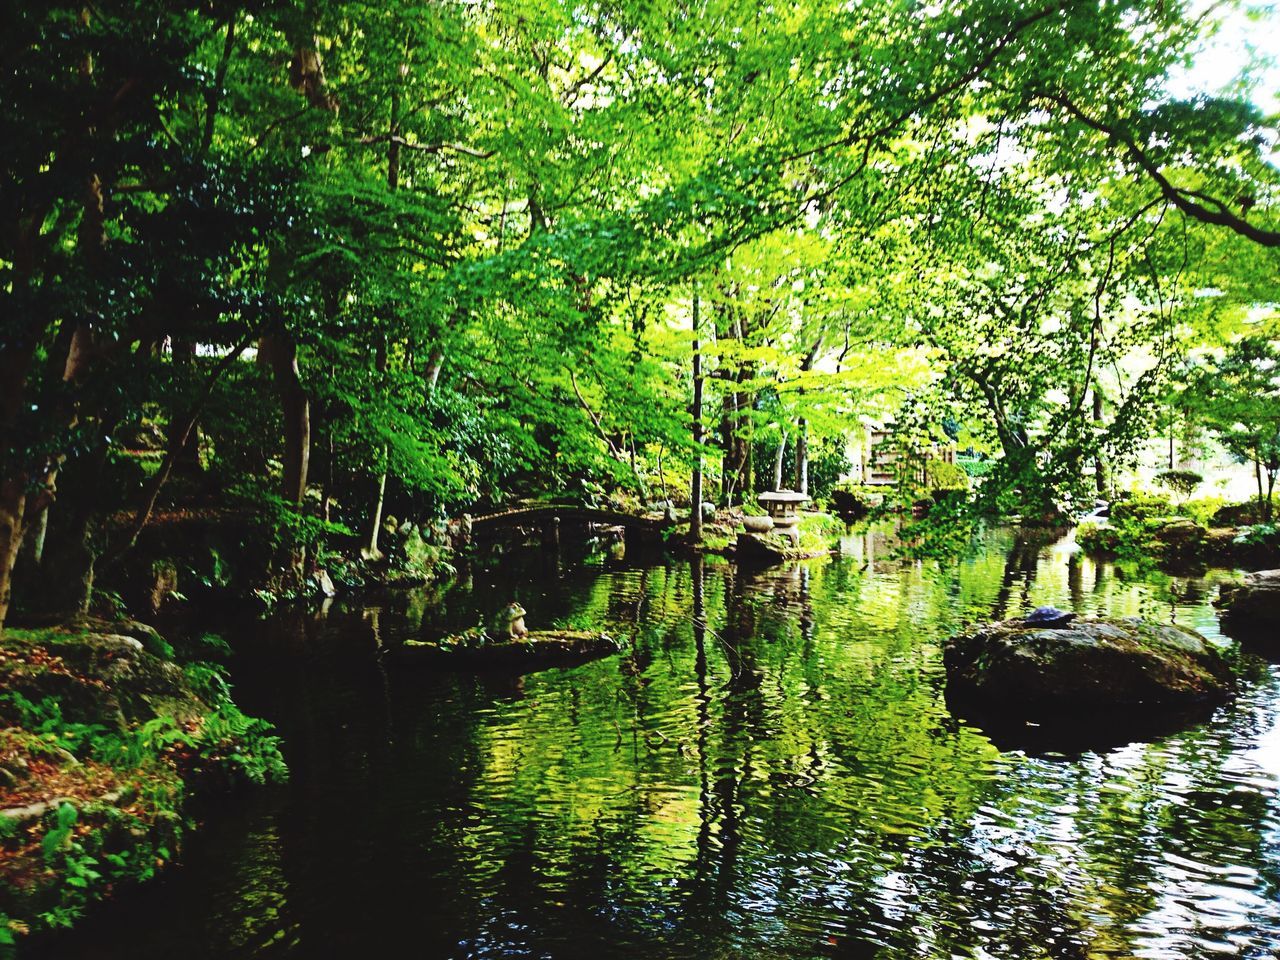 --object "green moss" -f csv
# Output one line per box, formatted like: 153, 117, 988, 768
701, 533, 734, 553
